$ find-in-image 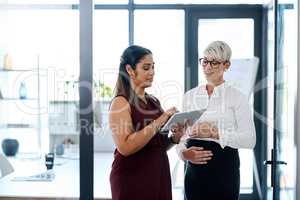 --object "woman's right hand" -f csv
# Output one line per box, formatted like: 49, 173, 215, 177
182, 146, 213, 164
156, 107, 177, 126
